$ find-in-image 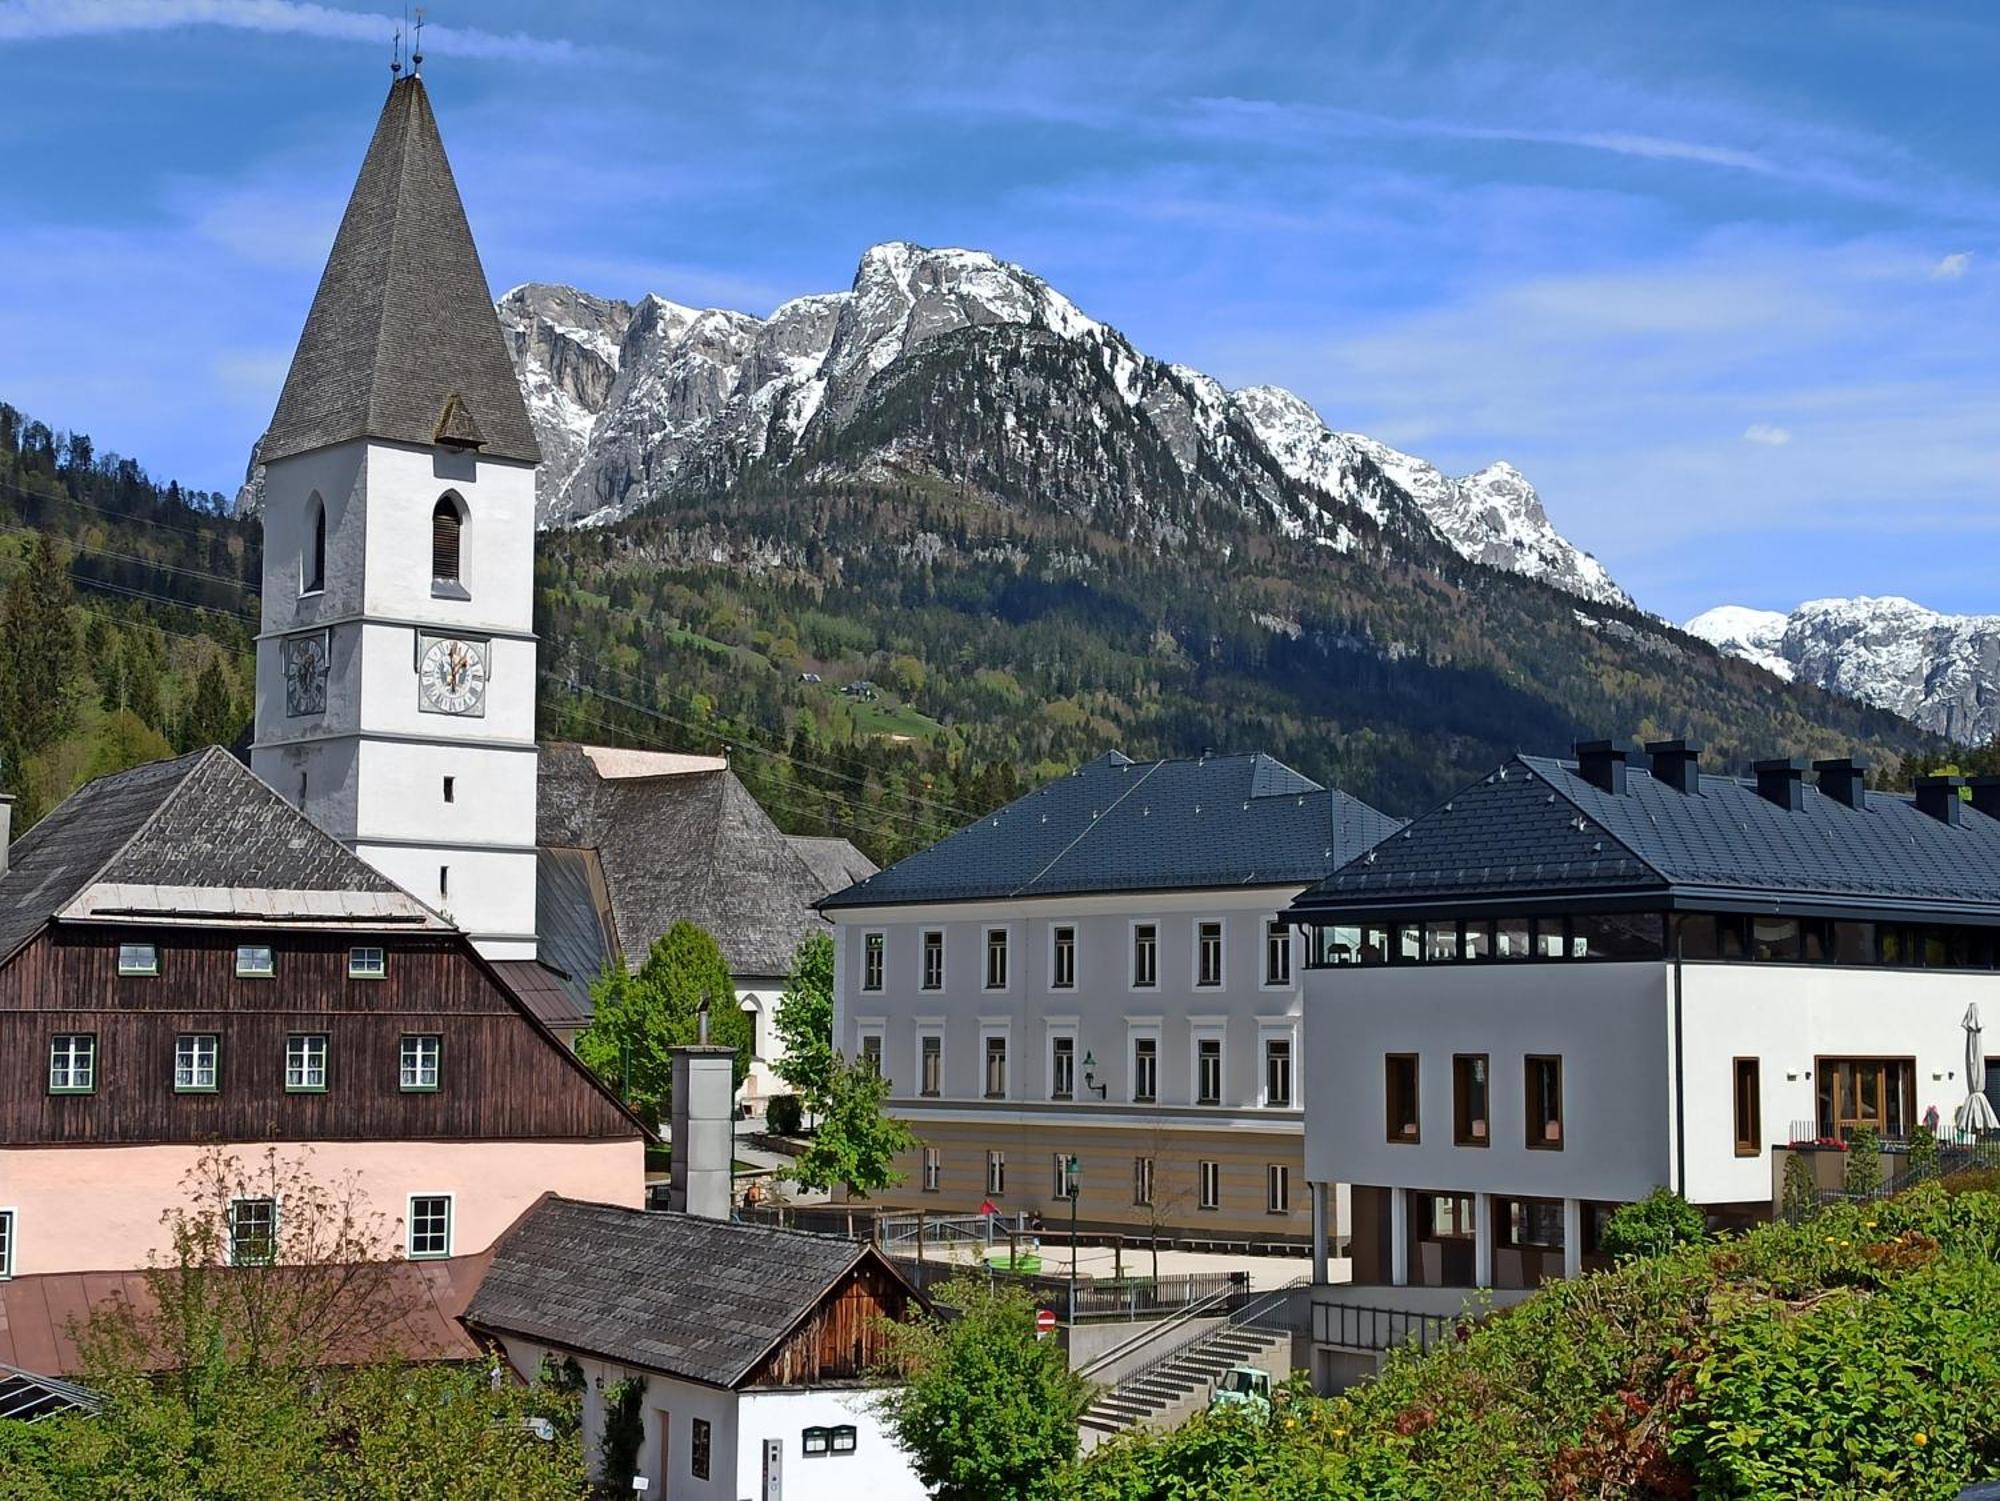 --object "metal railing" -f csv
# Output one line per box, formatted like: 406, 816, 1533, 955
886, 1254, 1245, 1321
1311, 1301, 1457, 1355
1082, 1278, 1304, 1422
